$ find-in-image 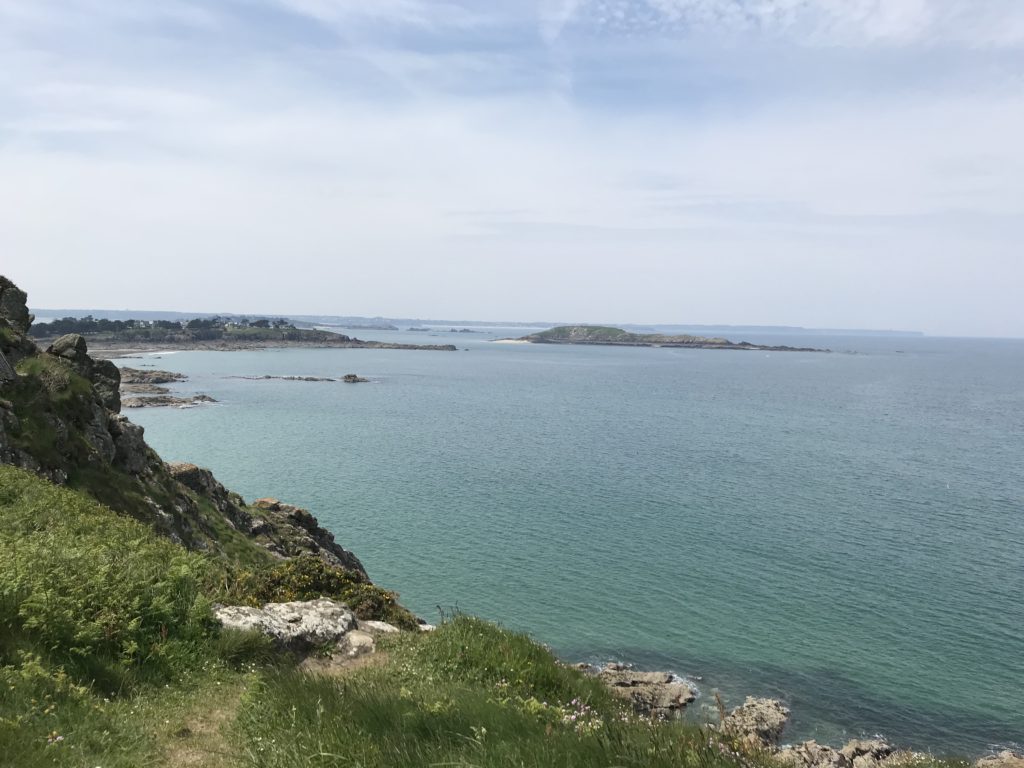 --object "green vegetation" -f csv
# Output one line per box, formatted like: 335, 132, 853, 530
527, 325, 732, 346
29, 315, 295, 340
222, 555, 420, 630
236, 615, 763, 768
0, 465, 266, 766
0, 465, 751, 768
0, 467, 973, 767
6, 356, 97, 468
